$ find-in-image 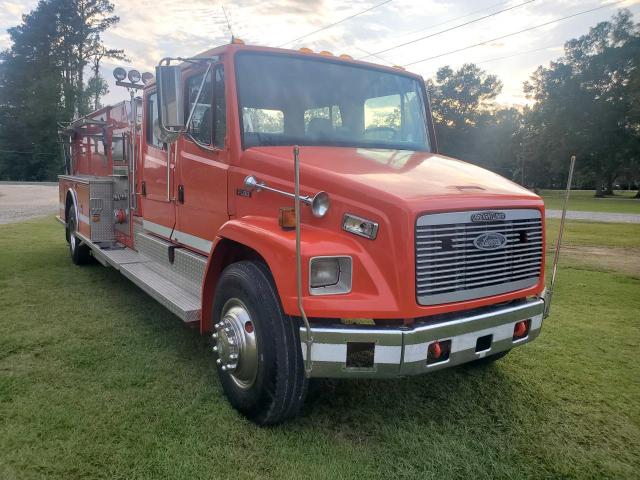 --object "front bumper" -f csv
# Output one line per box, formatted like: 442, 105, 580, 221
300, 297, 544, 378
